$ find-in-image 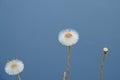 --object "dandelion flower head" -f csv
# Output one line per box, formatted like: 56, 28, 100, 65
5, 59, 24, 75
58, 29, 79, 46
103, 47, 108, 52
